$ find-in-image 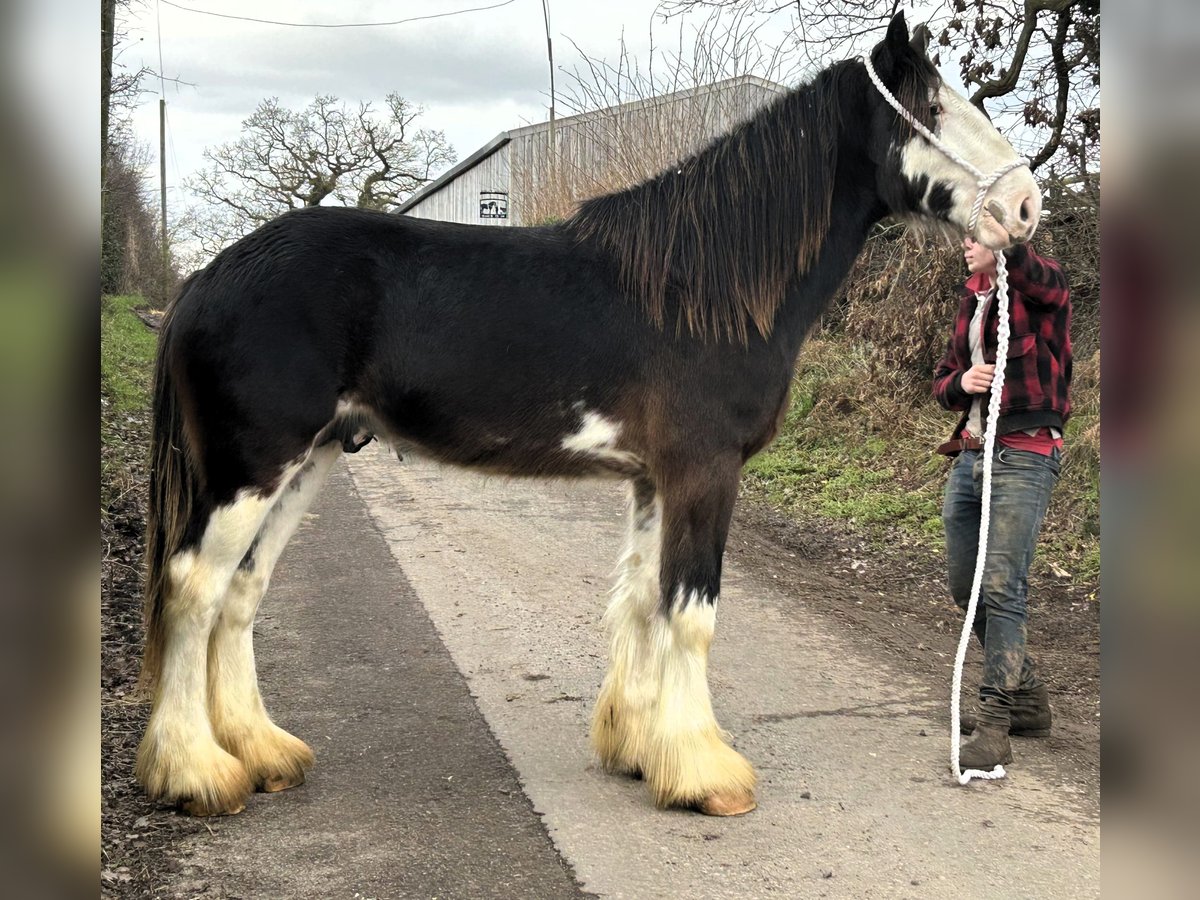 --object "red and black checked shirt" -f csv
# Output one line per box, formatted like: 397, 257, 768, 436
932, 242, 1072, 440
